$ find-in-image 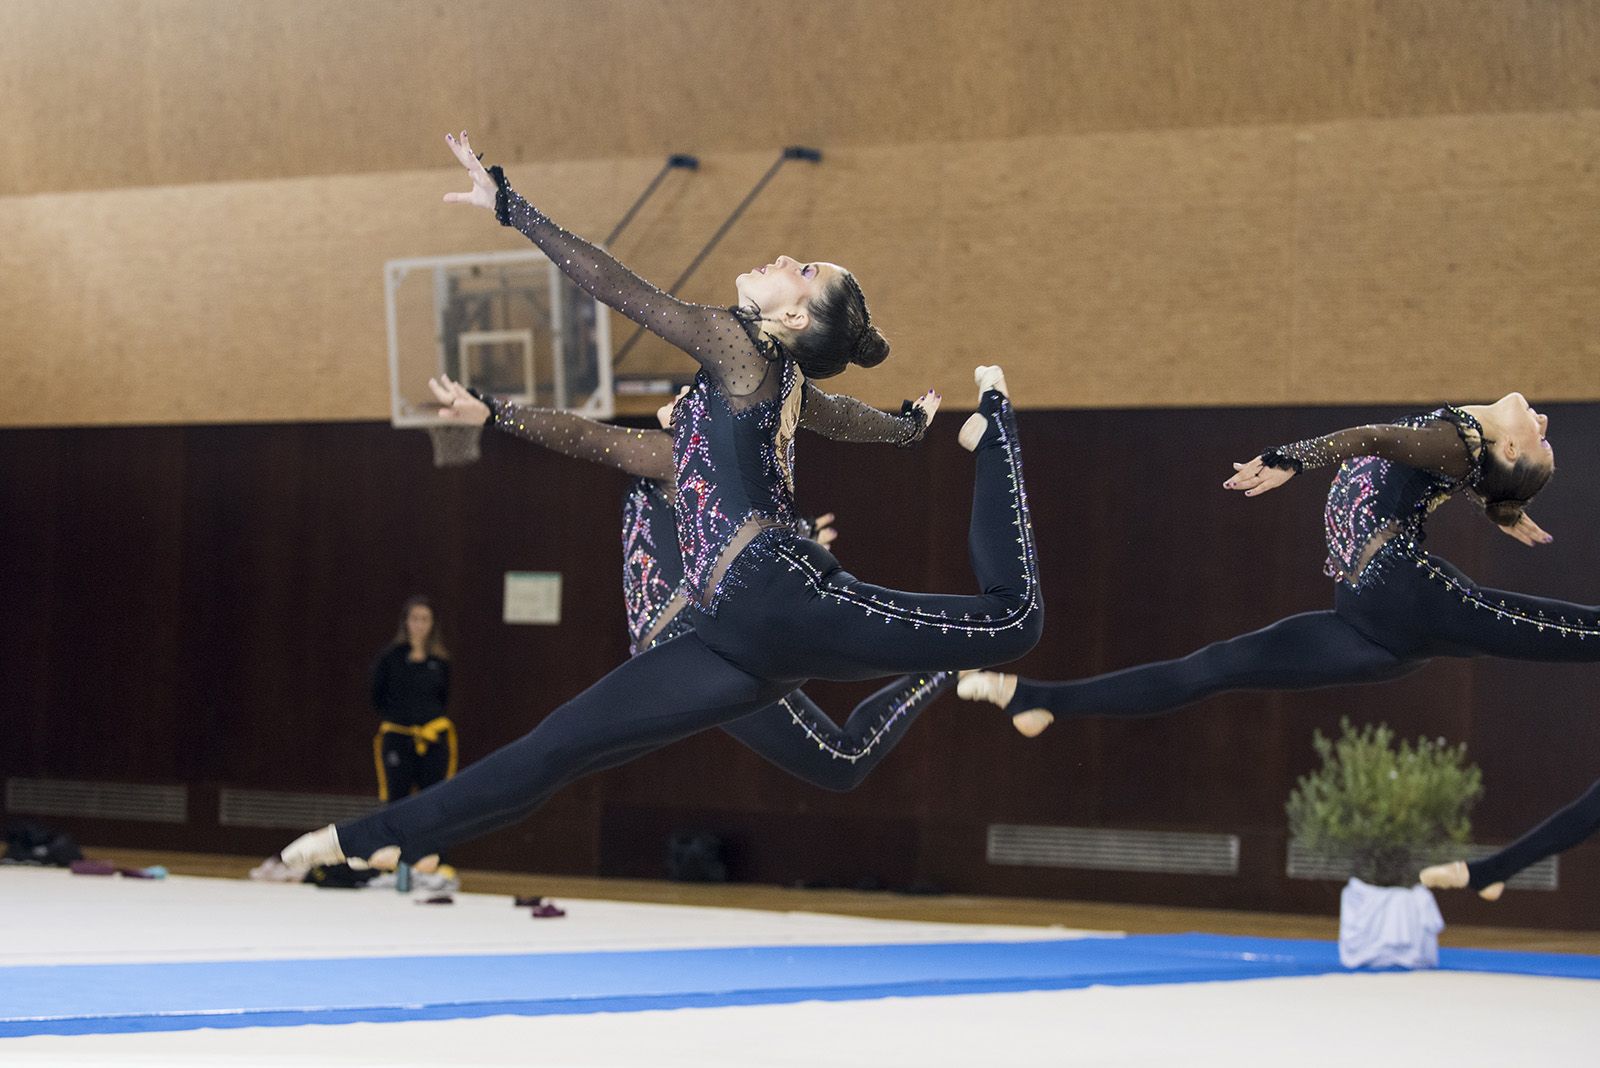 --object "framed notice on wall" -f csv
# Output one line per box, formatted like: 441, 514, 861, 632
503, 571, 562, 625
